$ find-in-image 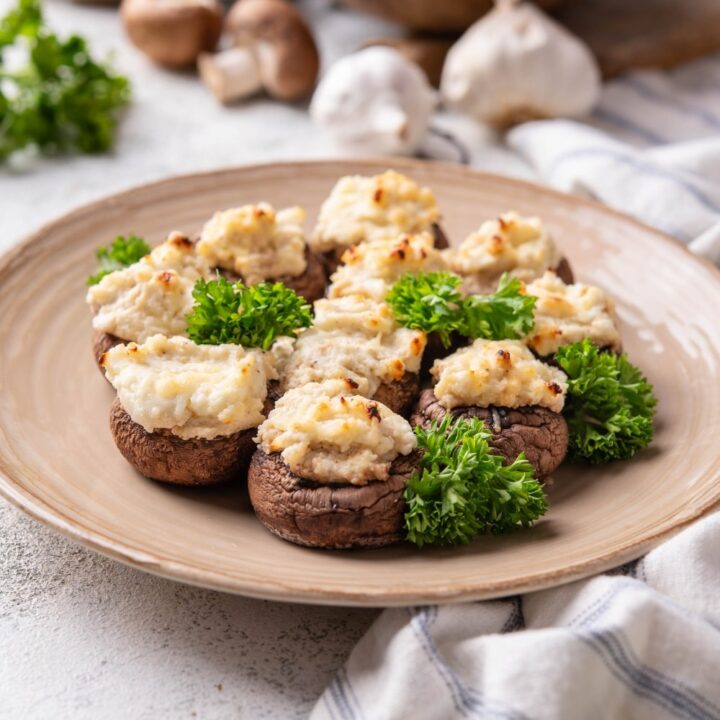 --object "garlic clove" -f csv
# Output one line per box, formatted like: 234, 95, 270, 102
310, 47, 436, 157
370, 106, 411, 142
441, 0, 601, 127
